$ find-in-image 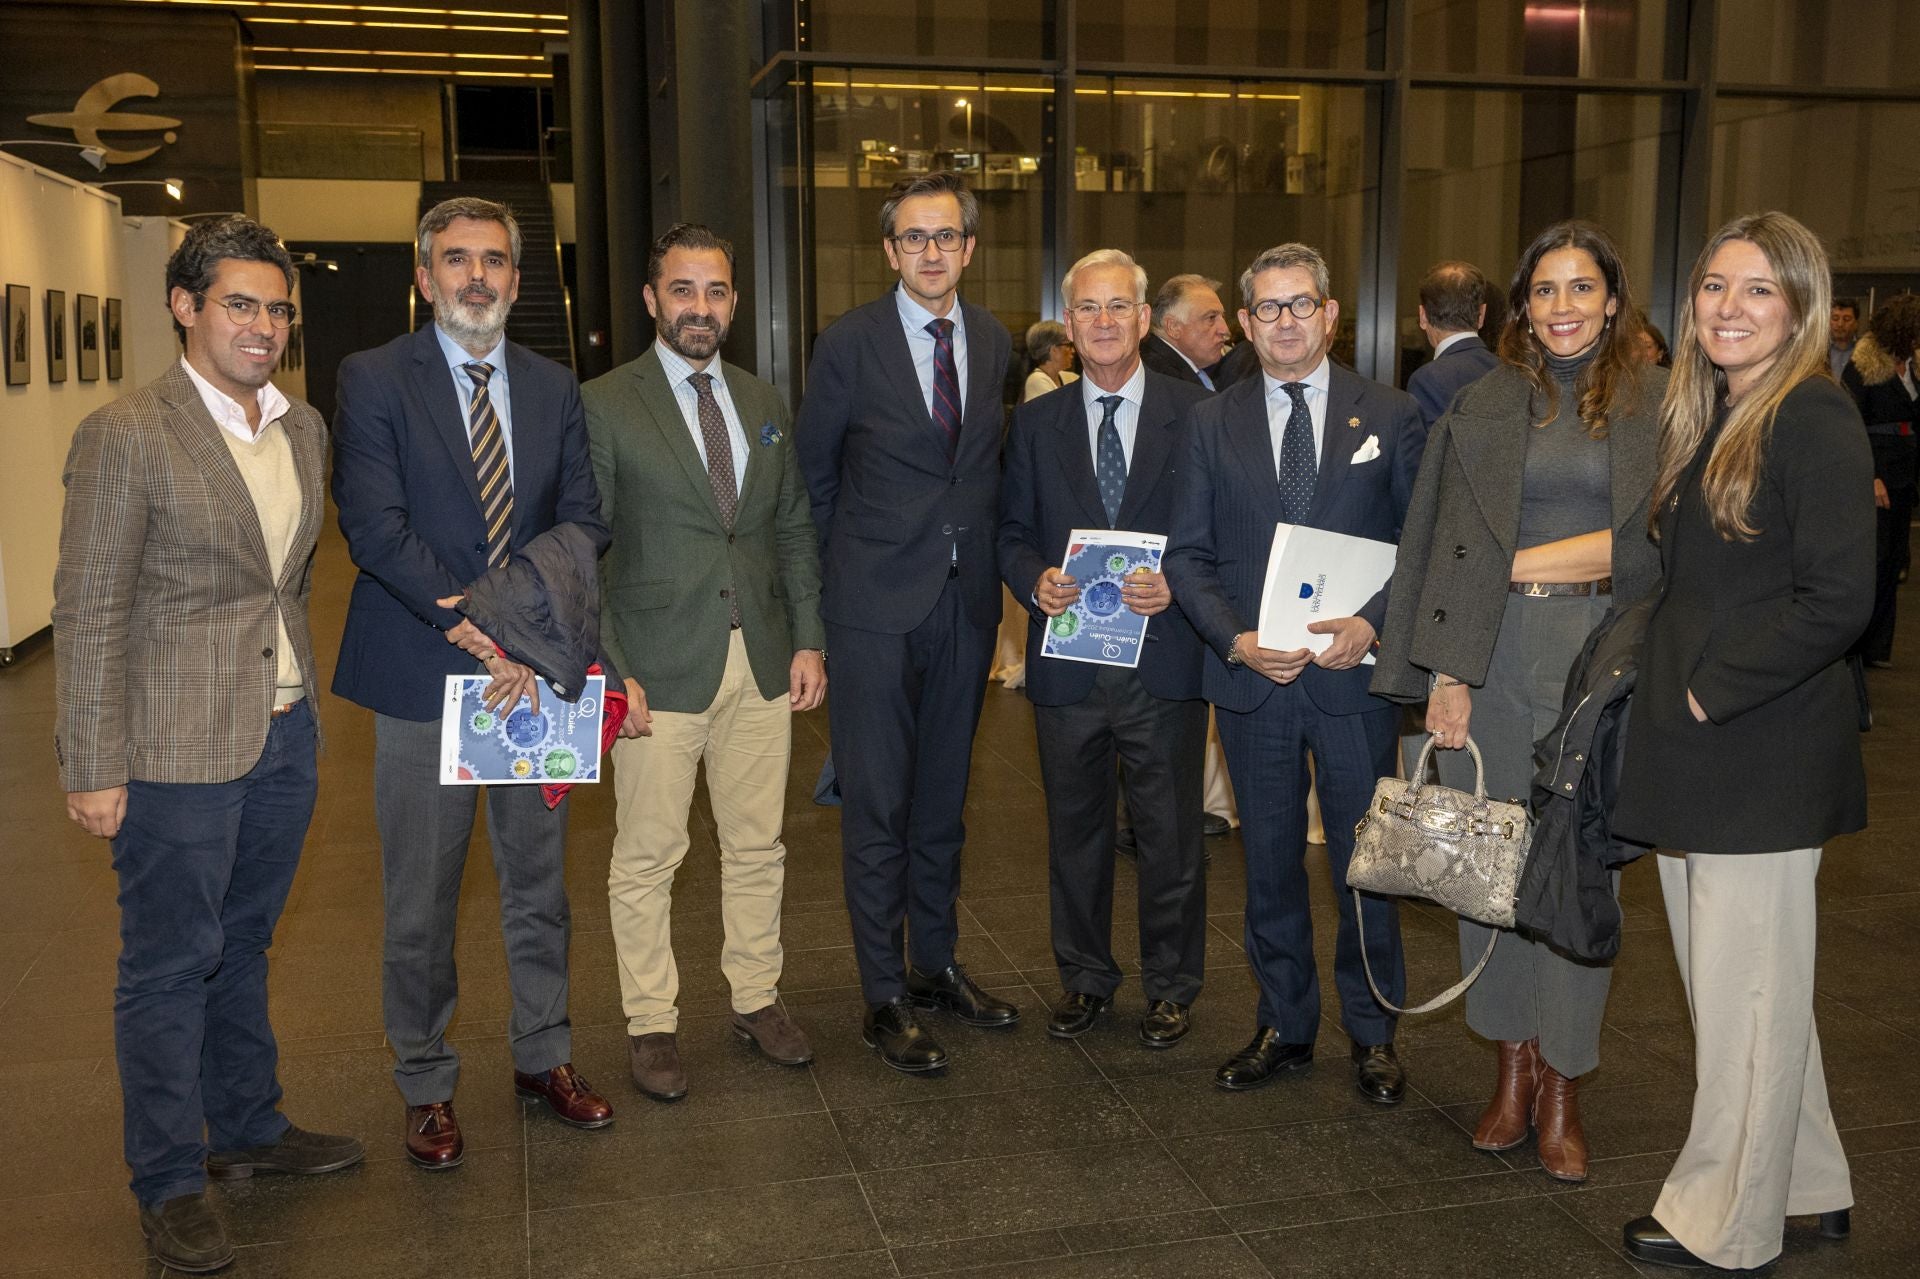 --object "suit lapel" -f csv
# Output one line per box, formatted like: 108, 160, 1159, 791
1115, 376, 1176, 527
1610, 404, 1658, 539
412, 326, 485, 518
157, 366, 272, 575
1446, 373, 1531, 555
731, 365, 772, 515
1051, 382, 1107, 526
635, 347, 730, 528
1304, 366, 1366, 524
1225, 376, 1284, 516
279, 407, 324, 596
873, 297, 940, 445
962, 300, 997, 442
